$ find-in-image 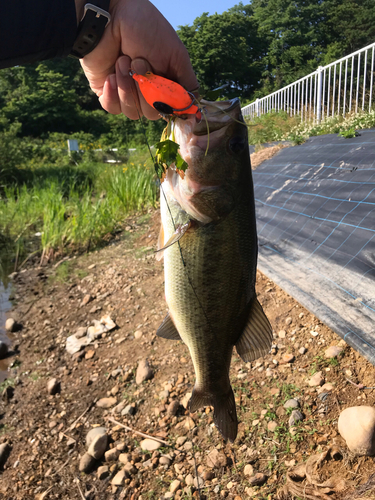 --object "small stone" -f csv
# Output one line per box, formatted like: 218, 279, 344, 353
276, 406, 286, 417
285, 459, 296, 467
194, 476, 204, 489
134, 330, 143, 339
278, 330, 286, 339
111, 385, 119, 396
159, 456, 171, 466
318, 383, 334, 394
97, 465, 109, 480
5, 318, 18, 332
270, 388, 280, 397
308, 371, 324, 387
267, 421, 278, 432
289, 410, 304, 427
136, 359, 154, 385
185, 474, 194, 486
85, 349, 95, 360
96, 397, 117, 408
79, 453, 96, 473
311, 330, 319, 337
105, 448, 120, 462
118, 453, 131, 464
81, 294, 93, 306
75, 327, 87, 338
206, 449, 228, 468
112, 468, 129, 486
47, 378, 60, 395
281, 353, 295, 364
285, 317, 292, 326
284, 399, 300, 409
324, 346, 343, 358
170, 479, 181, 493
203, 470, 215, 481
176, 436, 187, 446
86, 427, 108, 460
252, 419, 260, 426
0, 342, 8, 359
244, 464, 254, 476
167, 400, 180, 416
248, 473, 267, 486
121, 404, 136, 416
299, 347, 307, 354
0, 443, 11, 468
123, 462, 137, 475
338, 406, 375, 456
140, 439, 161, 451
